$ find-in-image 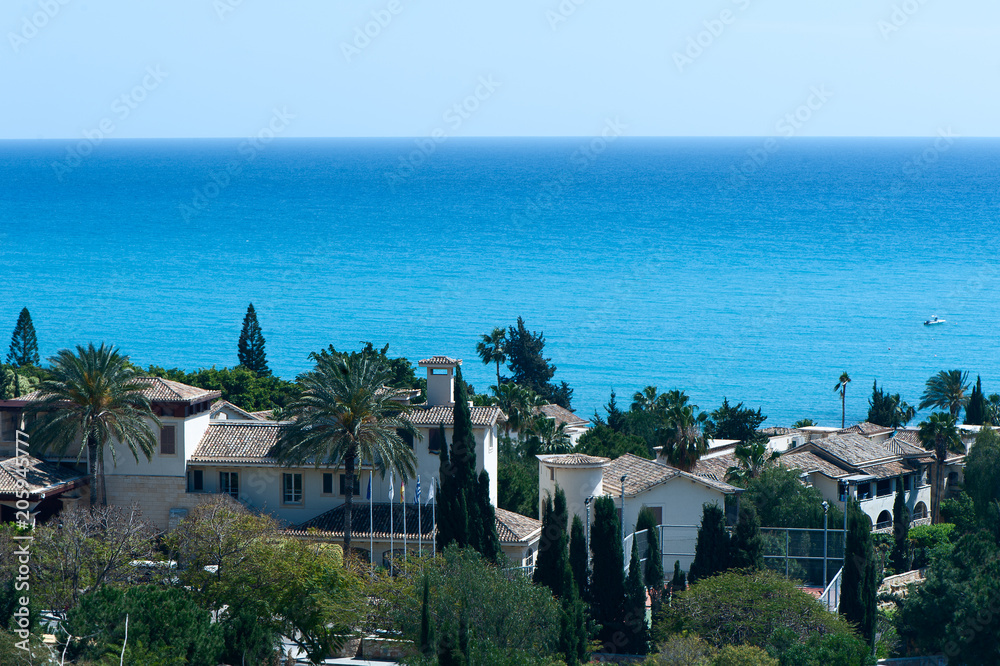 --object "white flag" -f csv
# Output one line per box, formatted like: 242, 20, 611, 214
388, 471, 394, 501
425, 478, 435, 505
